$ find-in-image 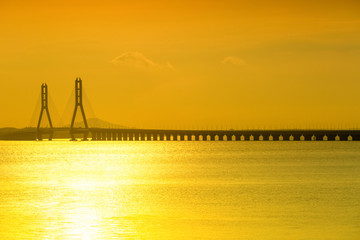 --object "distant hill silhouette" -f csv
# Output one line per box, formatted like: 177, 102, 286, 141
0, 127, 19, 135
69, 117, 130, 129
